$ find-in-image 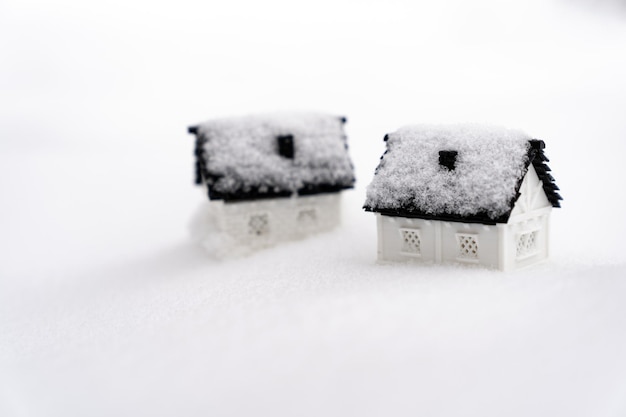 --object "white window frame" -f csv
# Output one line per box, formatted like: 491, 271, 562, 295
515, 229, 540, 260
399, 227, 422, 257
456, 233, 479, 263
